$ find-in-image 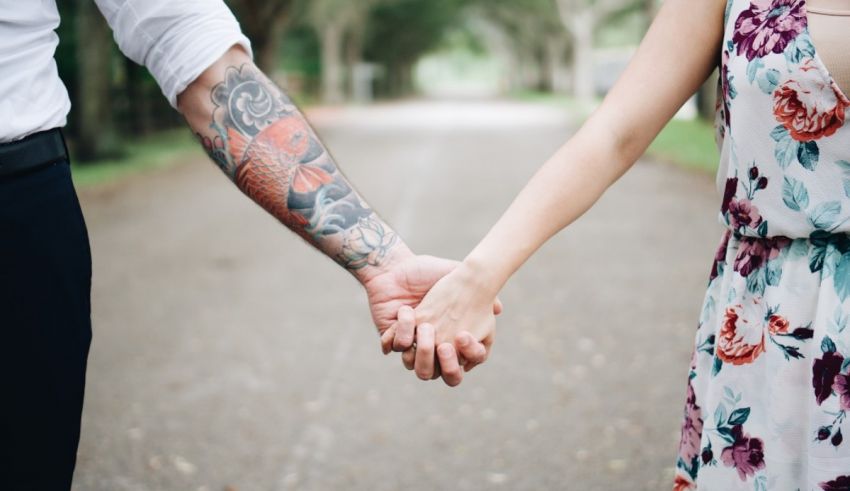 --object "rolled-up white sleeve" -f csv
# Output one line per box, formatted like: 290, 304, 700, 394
94, 0, 253, 109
